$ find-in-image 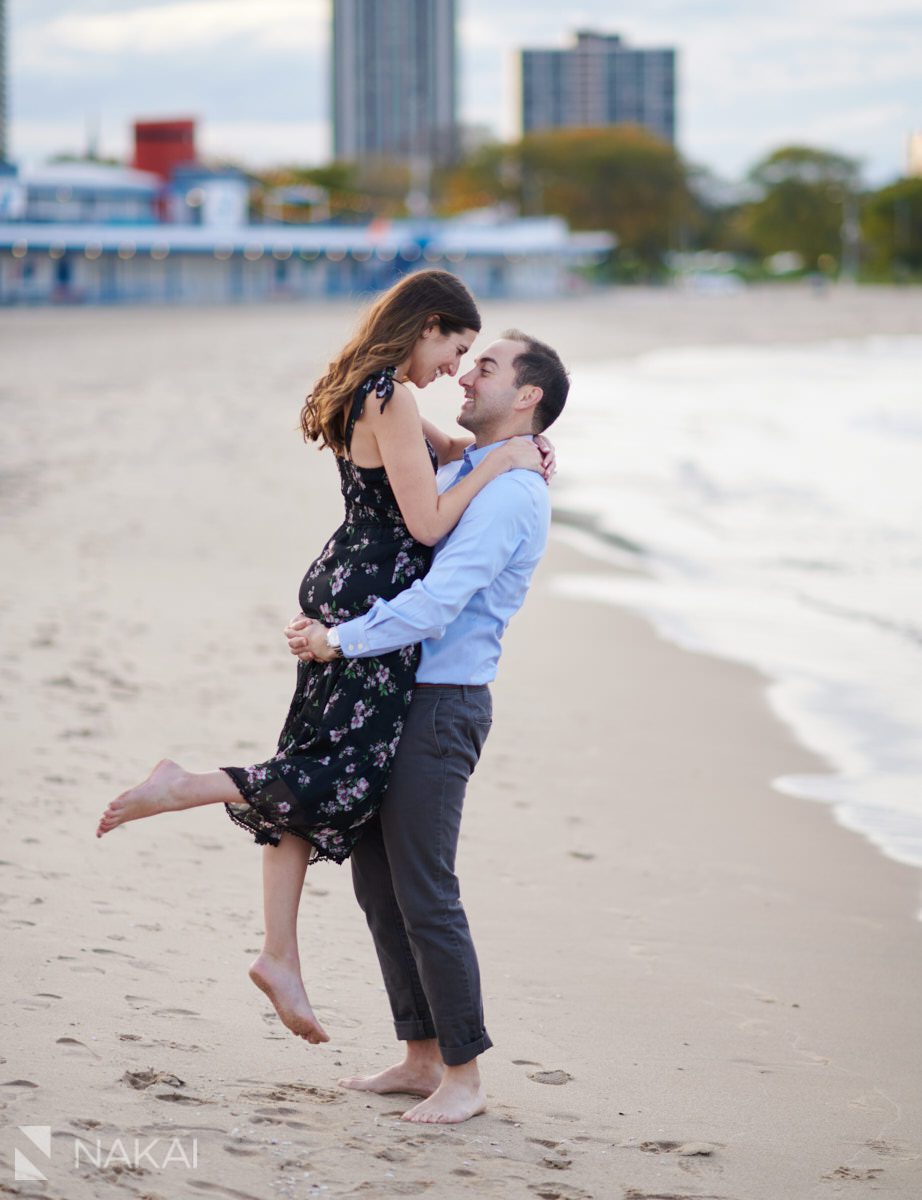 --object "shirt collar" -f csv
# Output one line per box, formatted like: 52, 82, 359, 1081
460, 436, 534, 471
